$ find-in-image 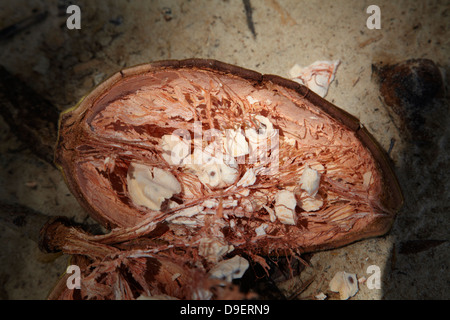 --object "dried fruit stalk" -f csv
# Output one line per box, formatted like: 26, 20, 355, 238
46, 59, 403, 299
